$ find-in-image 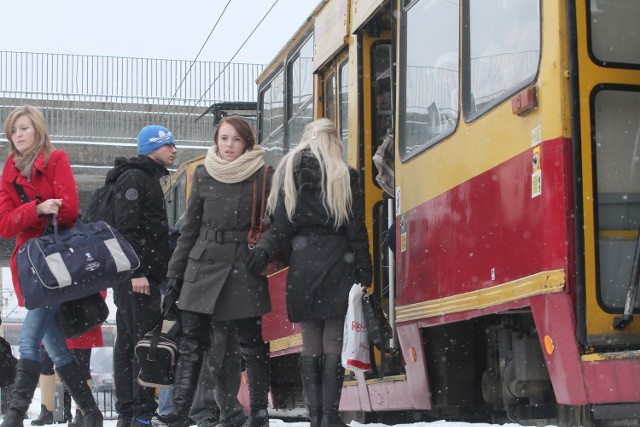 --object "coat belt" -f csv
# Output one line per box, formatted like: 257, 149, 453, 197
204, 227, 247, 244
